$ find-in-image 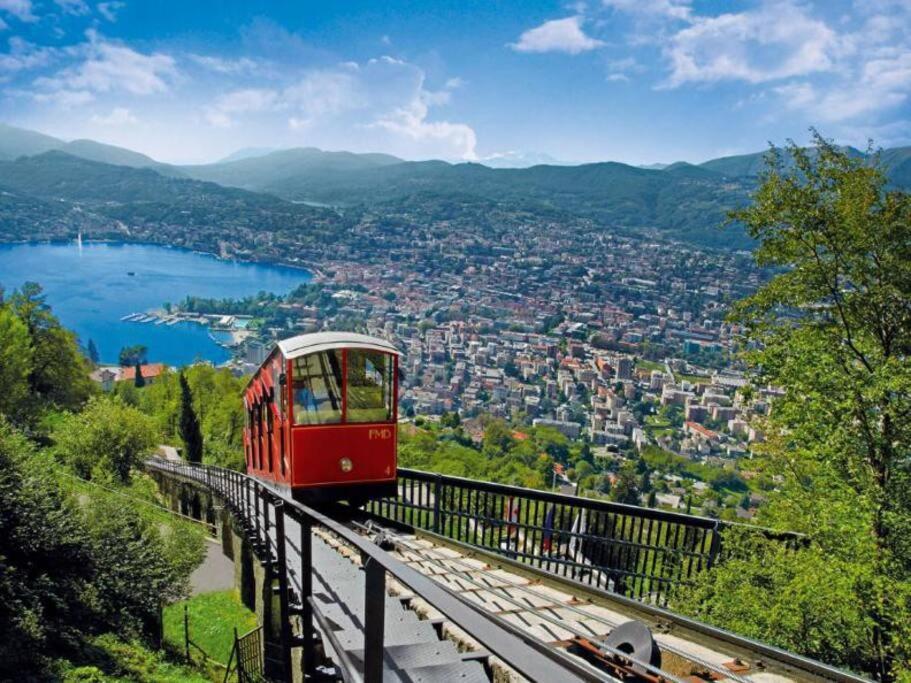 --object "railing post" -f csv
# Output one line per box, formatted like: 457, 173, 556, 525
253, 483, 262, 548
363, 555, 386, 683
298, 515, 315, 672
246, 477, 253, 525
262, 490, 272, 560
706, 521, 722, 568
272, 502, 293, 678
432, 474, 443, 534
